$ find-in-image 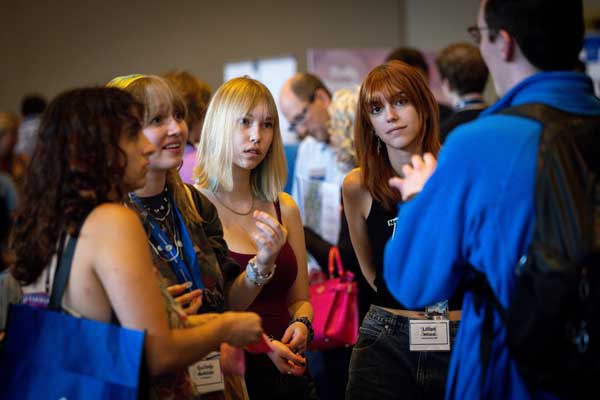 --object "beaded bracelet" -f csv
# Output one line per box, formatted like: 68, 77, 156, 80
246, 256, 276, 286
289, 316, 314, 349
